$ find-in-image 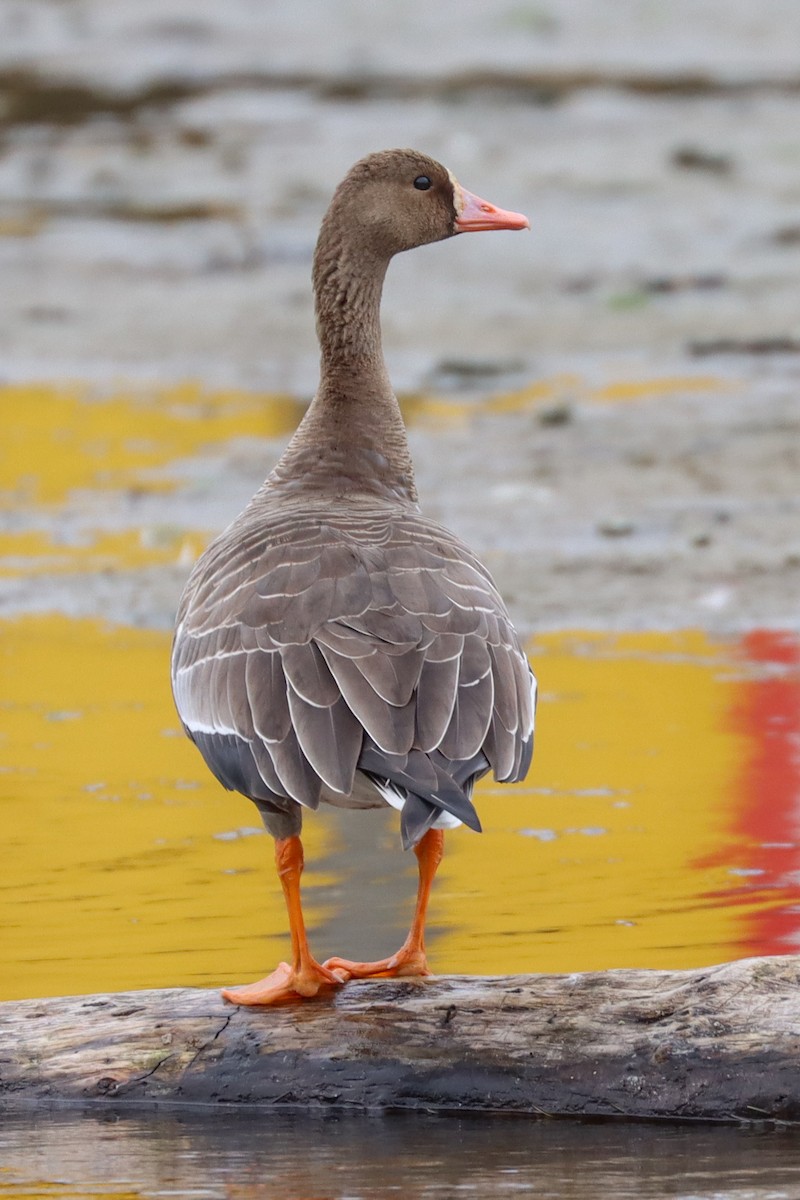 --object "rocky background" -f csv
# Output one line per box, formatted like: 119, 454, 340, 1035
2, 0, 799, 632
